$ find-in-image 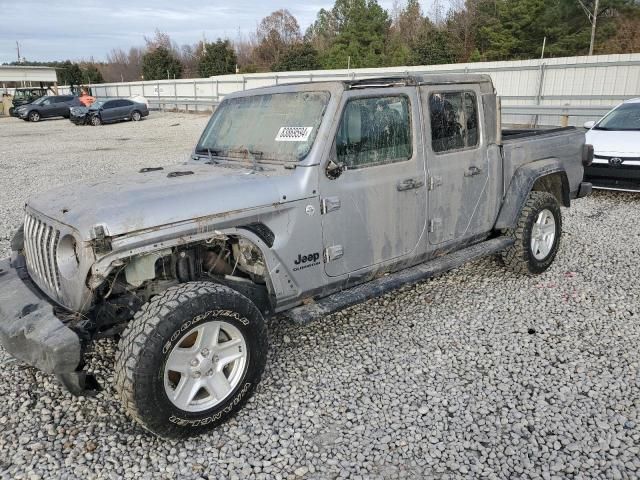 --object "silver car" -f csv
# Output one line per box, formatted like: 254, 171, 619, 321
0, 75, 591, 438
